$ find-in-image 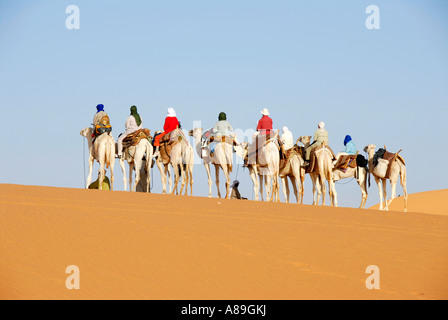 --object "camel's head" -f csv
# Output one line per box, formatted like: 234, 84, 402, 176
190, 128, 203, 138
80, 127, 92, 138
297, 136, 311, 145
364, 144, 376, 154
